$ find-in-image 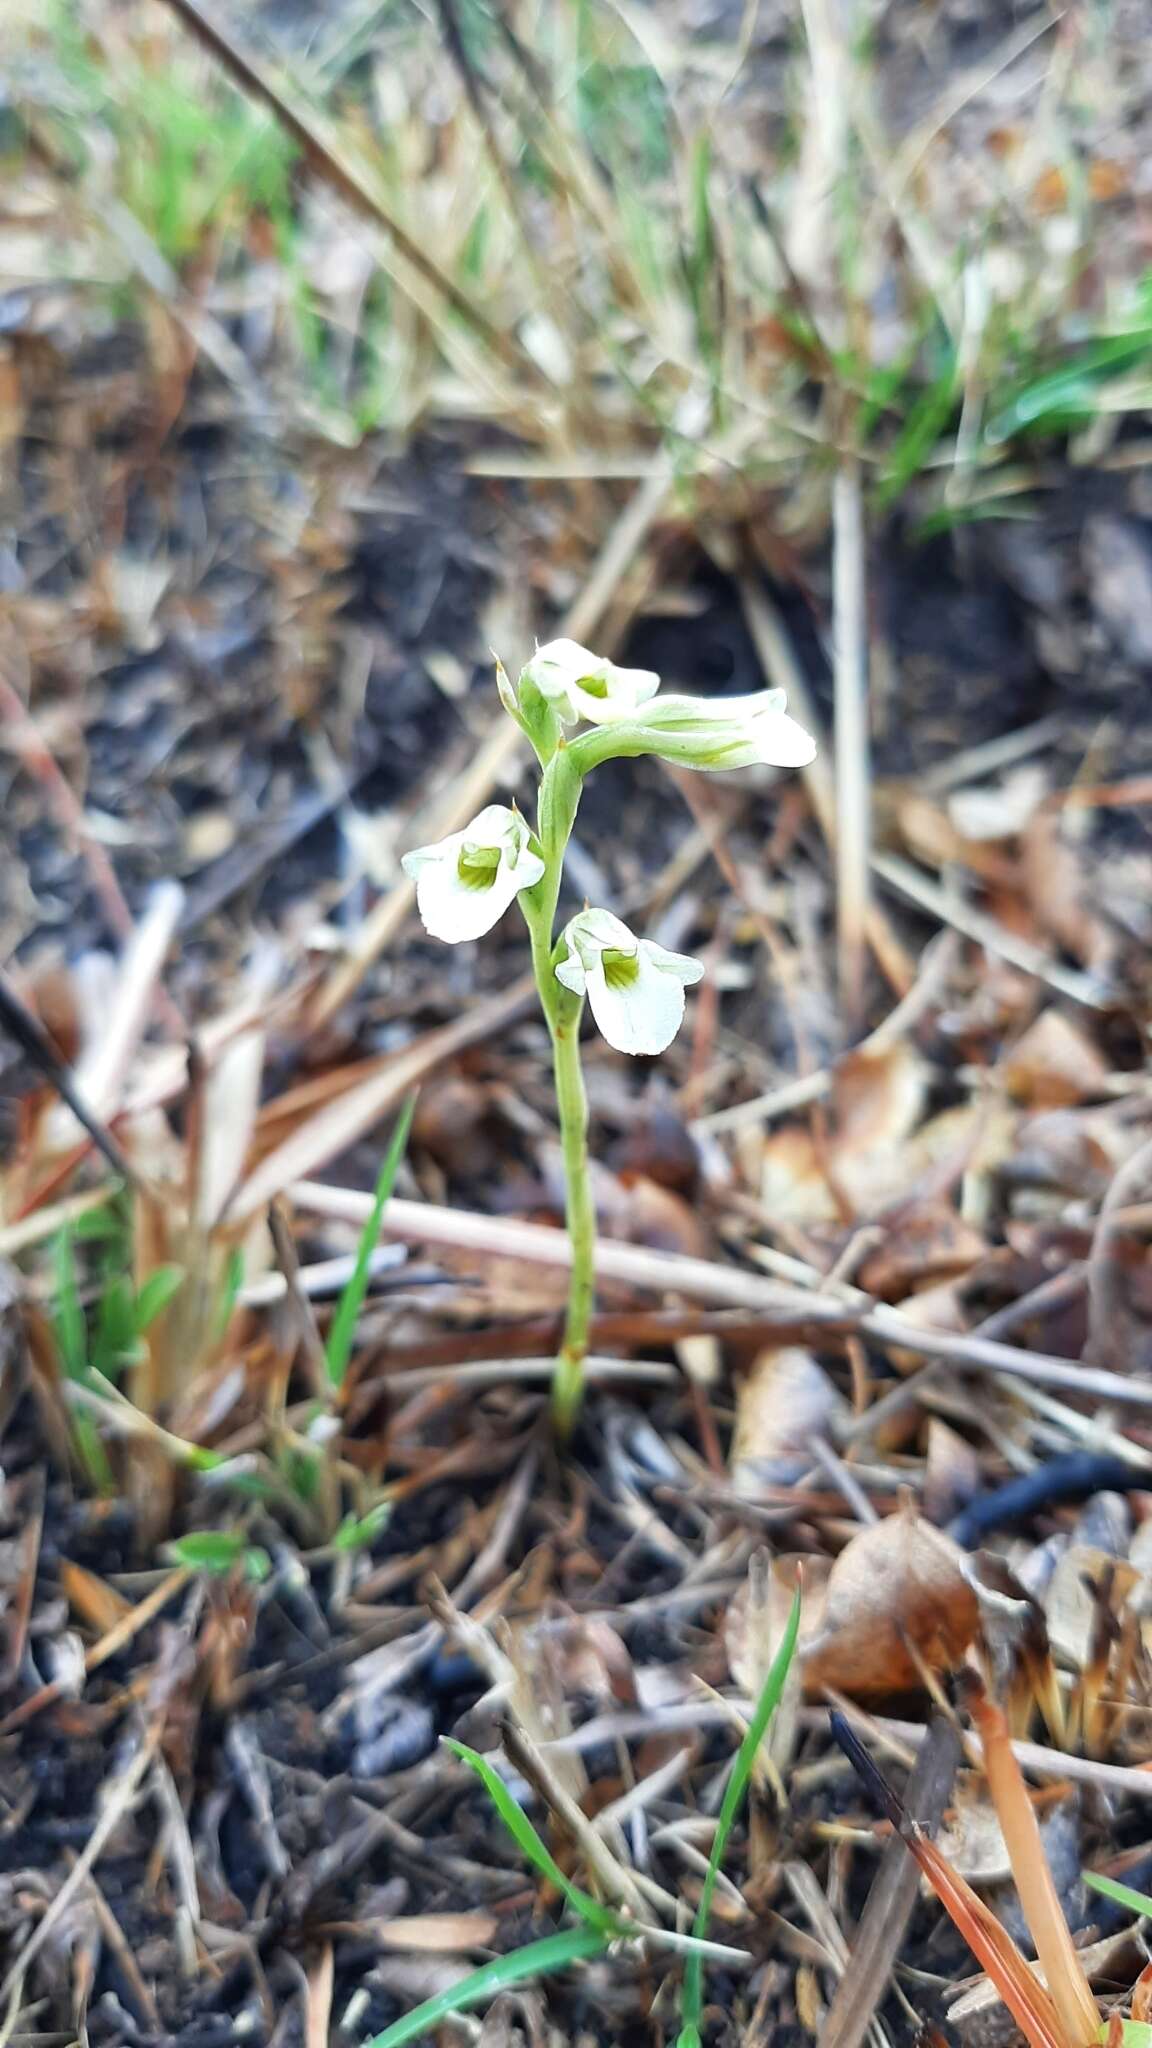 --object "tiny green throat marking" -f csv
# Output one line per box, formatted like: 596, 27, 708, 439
457, 842, 502, 890
601, 948, 640, 990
